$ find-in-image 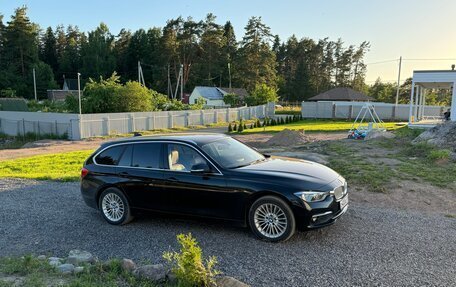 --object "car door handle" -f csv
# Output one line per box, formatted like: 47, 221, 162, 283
167, 177, 179, 182
119, 171, 130, 176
